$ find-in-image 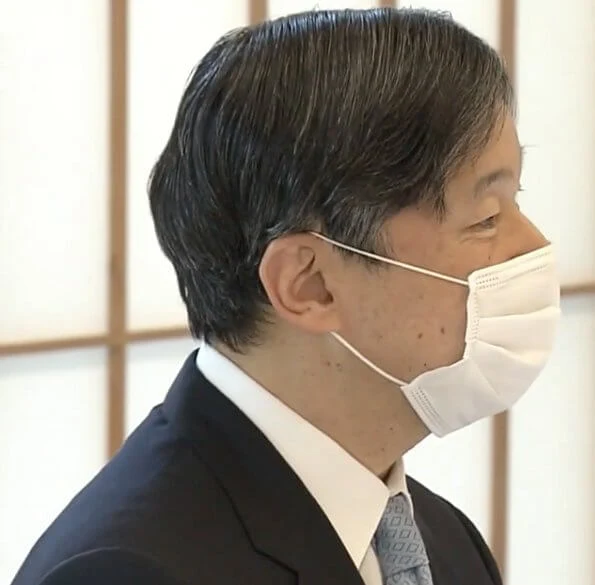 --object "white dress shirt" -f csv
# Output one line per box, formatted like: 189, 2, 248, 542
196, 343, 412, 585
